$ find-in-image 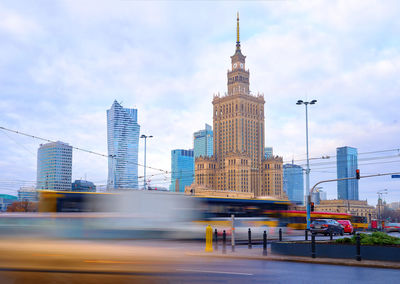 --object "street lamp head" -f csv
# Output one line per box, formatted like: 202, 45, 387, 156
140, 134, 153, 139
310, 99, 317, 105
296, 100, 304, 105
